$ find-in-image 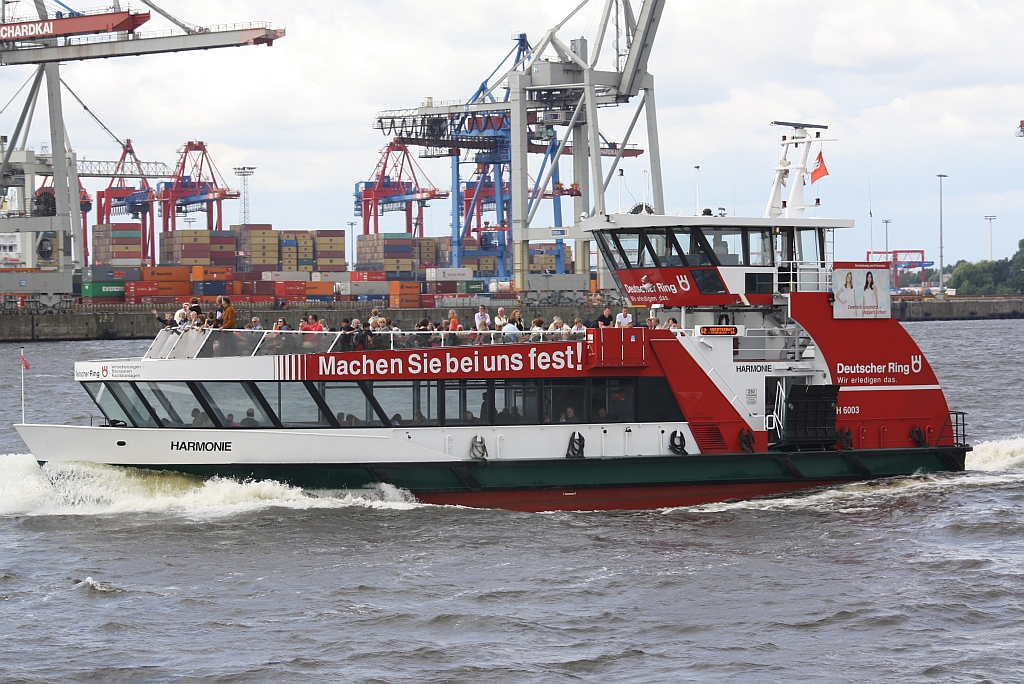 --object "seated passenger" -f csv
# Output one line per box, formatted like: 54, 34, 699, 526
496, 407, 511, 425
463, 410, 478, 424
565, 406, 578, 422
390, 413, 403, 426
502, 321, 521, 344
412, 410, 426, 426
239, 408, 260, 427
336, 412, 346, 425
509, 405, 522, 423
